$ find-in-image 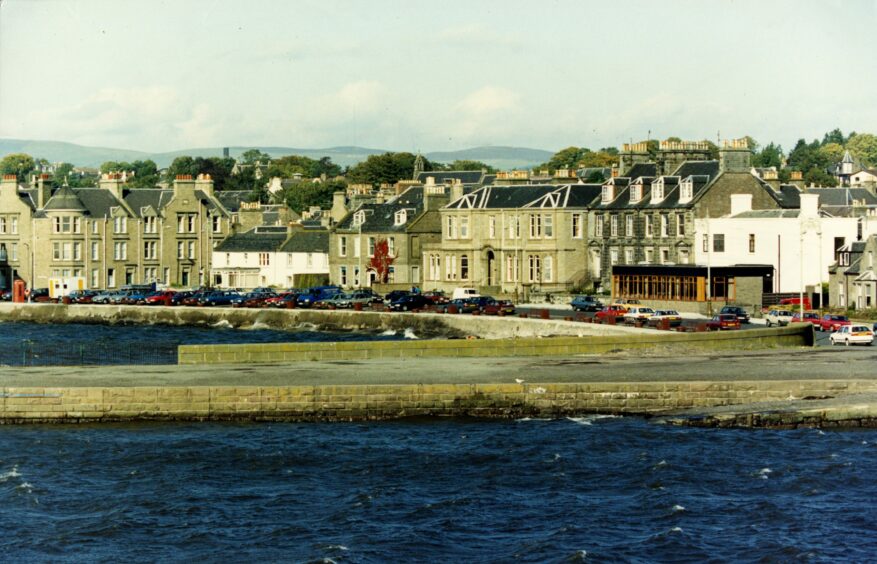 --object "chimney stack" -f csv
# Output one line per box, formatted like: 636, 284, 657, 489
173, 174, 196, 199
99, 172, 126, 201
330, 191, 347, 223
799, 193, 819, 218
450, 179, 464, 203
37, 173, 52, 209
195, 173, 215, 197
